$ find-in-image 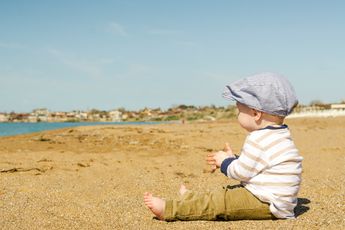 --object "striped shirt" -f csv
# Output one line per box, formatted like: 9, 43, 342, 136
221, 125, 303, 219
